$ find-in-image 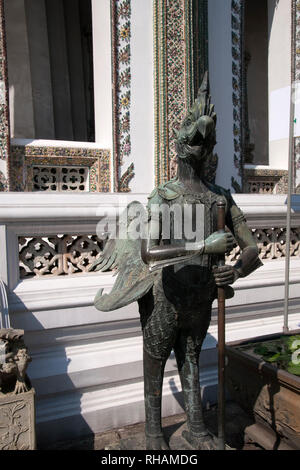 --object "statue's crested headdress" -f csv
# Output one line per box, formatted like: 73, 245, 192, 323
176, 71, 217, 160
195, 71, 217, 134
